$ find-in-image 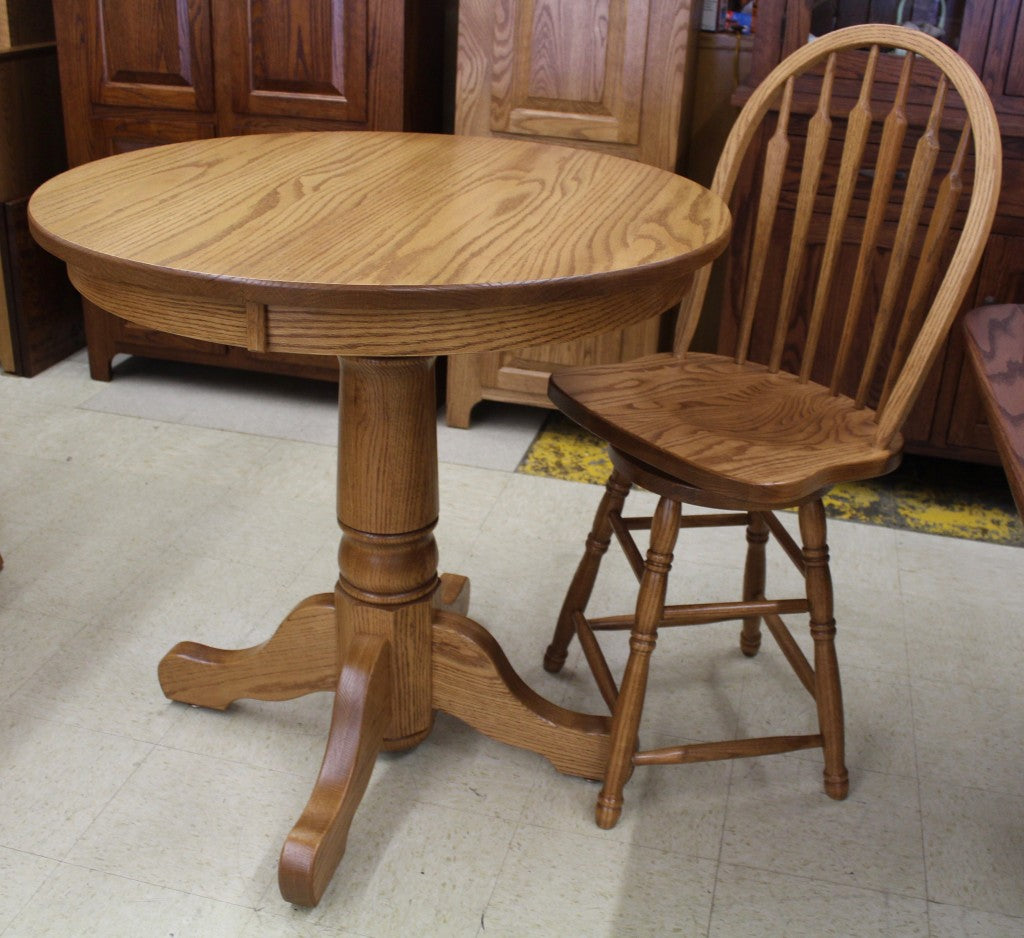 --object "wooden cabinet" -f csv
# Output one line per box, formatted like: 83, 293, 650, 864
445, 0, 701, 427
51, 0, 447, 381
721, 0, 1024, 463
1, 4, 83, 376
